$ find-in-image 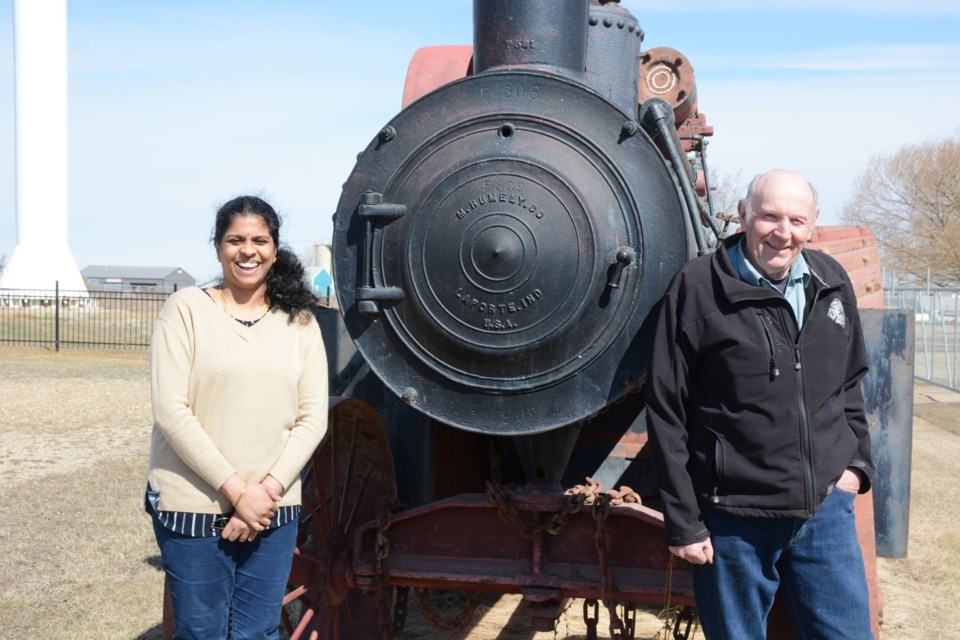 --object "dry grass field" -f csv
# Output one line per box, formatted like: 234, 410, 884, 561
0, 345, 957, 639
